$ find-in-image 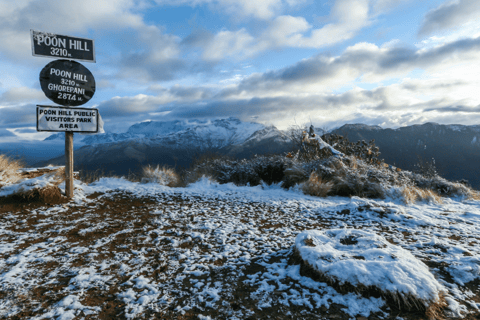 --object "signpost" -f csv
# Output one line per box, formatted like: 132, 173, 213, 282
37, 106, 99, 133
39, 59, 95, 106
32, 30, 98, 199
31, 30, 95, 62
